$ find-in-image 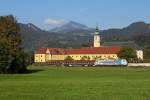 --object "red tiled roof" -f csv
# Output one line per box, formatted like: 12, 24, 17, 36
35, 46, 121, 55
66, 46, 121, 54
49, 48, 66, 55
35, 48, 47, 54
